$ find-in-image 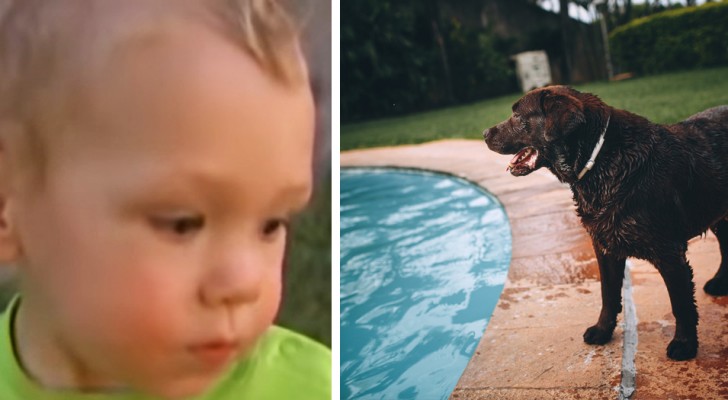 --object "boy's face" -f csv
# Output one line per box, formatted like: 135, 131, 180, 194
9, 24, 314, 398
